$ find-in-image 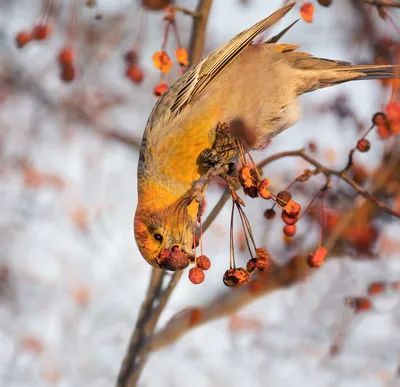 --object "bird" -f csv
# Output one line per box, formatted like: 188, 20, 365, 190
134, 1, 398, 271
